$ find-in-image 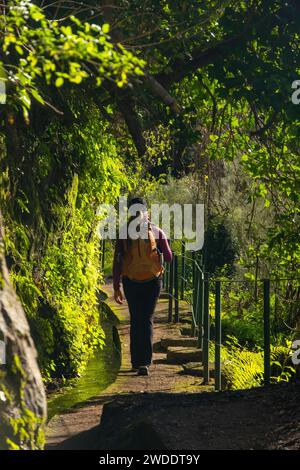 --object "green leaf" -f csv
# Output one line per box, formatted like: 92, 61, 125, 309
30, 88, 44, 105
55, 77, 64, 87
102, 23, 110, 34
